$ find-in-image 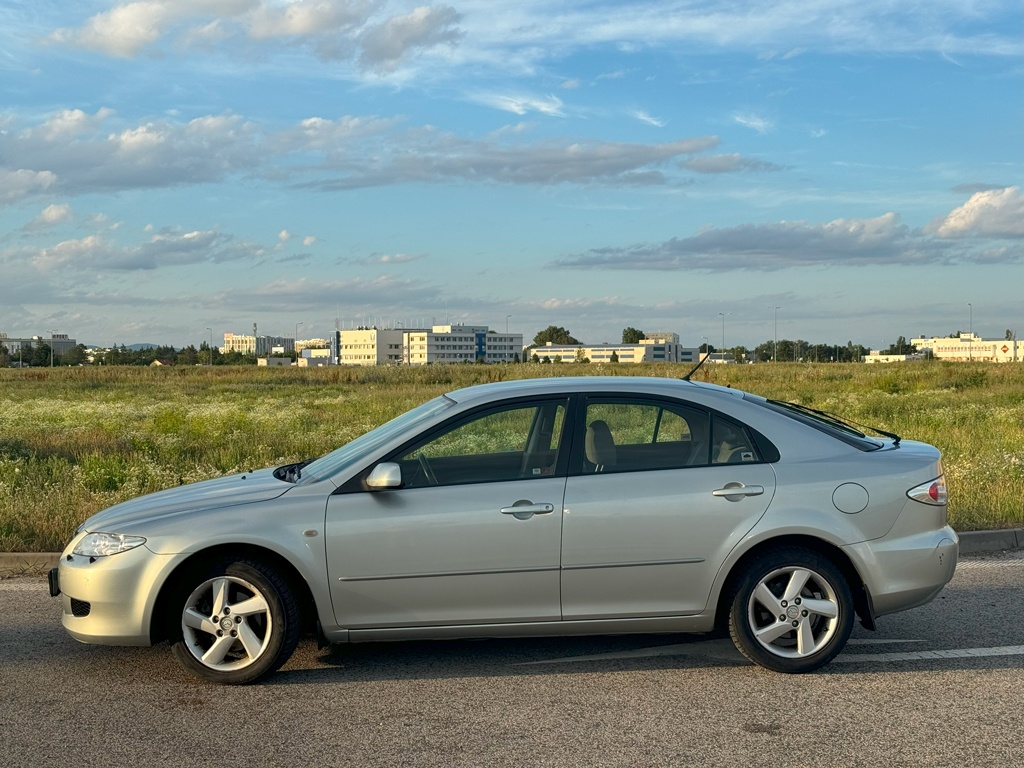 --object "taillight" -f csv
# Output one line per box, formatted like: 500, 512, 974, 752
907, 476, 947, 505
